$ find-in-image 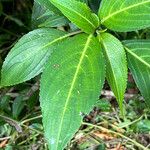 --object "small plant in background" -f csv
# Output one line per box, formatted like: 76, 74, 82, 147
0, 0, 150, 149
